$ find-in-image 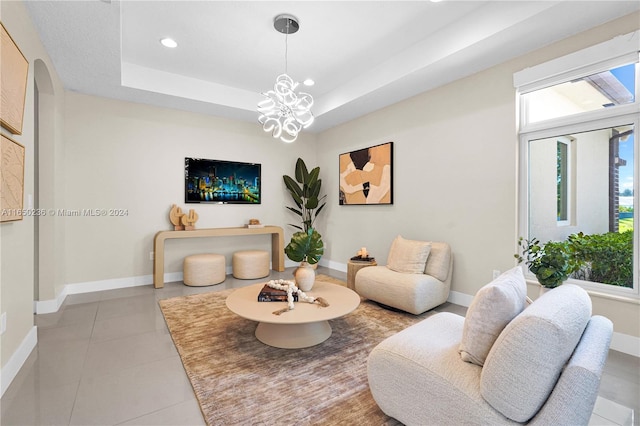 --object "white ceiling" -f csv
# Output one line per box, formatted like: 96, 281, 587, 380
24, 0, 640, 133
